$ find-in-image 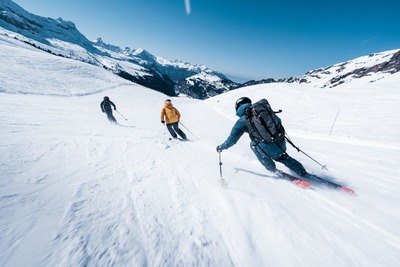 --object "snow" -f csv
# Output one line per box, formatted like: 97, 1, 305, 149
1, 33, 400, 267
